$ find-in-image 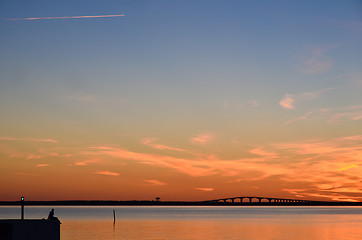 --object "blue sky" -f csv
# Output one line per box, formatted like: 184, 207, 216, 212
1, 0, 362, 201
